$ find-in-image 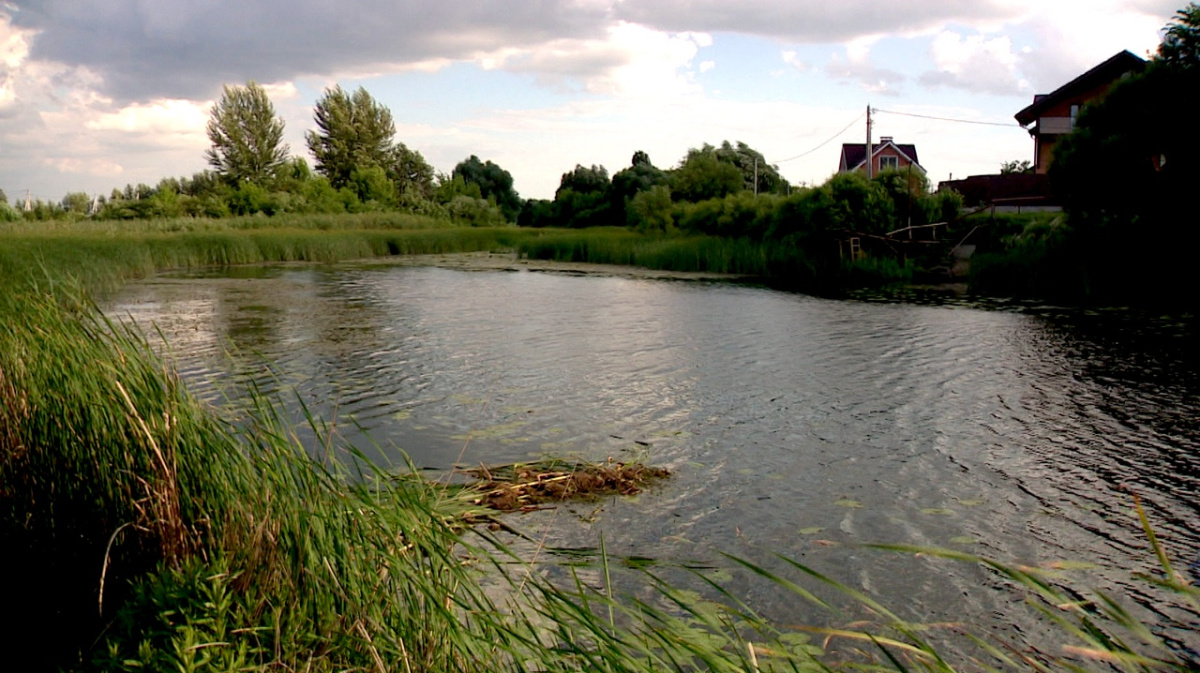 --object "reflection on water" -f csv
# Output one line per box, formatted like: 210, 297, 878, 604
106, 262, 1200, 653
